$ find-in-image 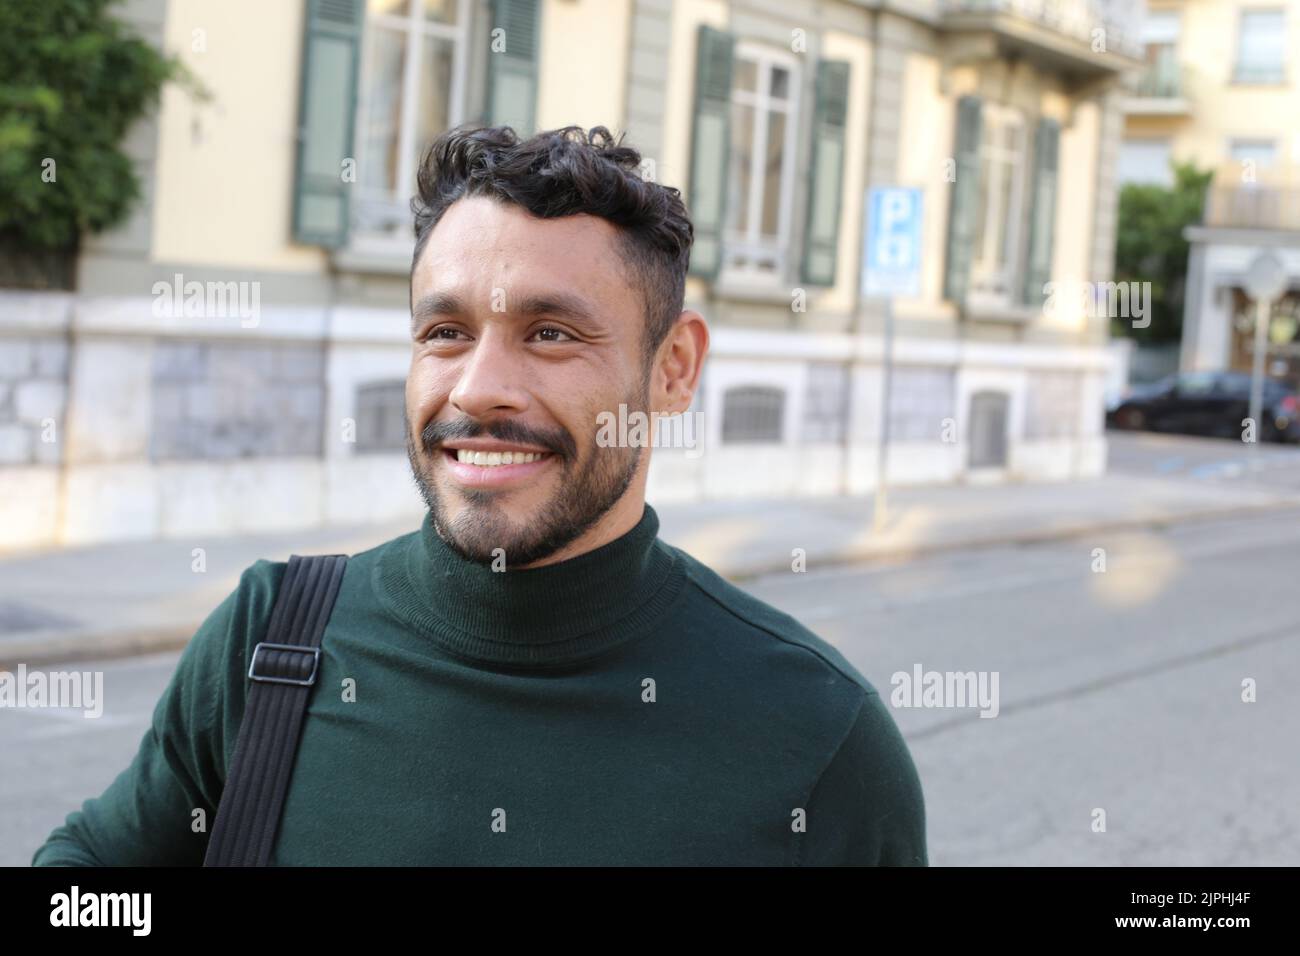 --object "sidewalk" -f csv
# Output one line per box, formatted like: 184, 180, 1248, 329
4, 472, 1299, 668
